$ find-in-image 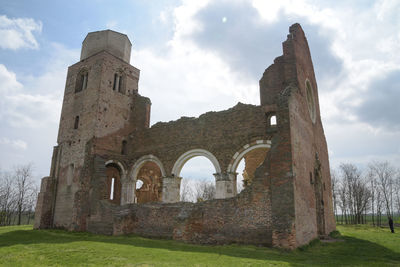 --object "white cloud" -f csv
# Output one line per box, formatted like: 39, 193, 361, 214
0, 43, 78, 176
141, 0, 400, 169
0, 44, 78, 128
0, 137, 27, 150
133, 34, 258, 125
0, 15, 42, 50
